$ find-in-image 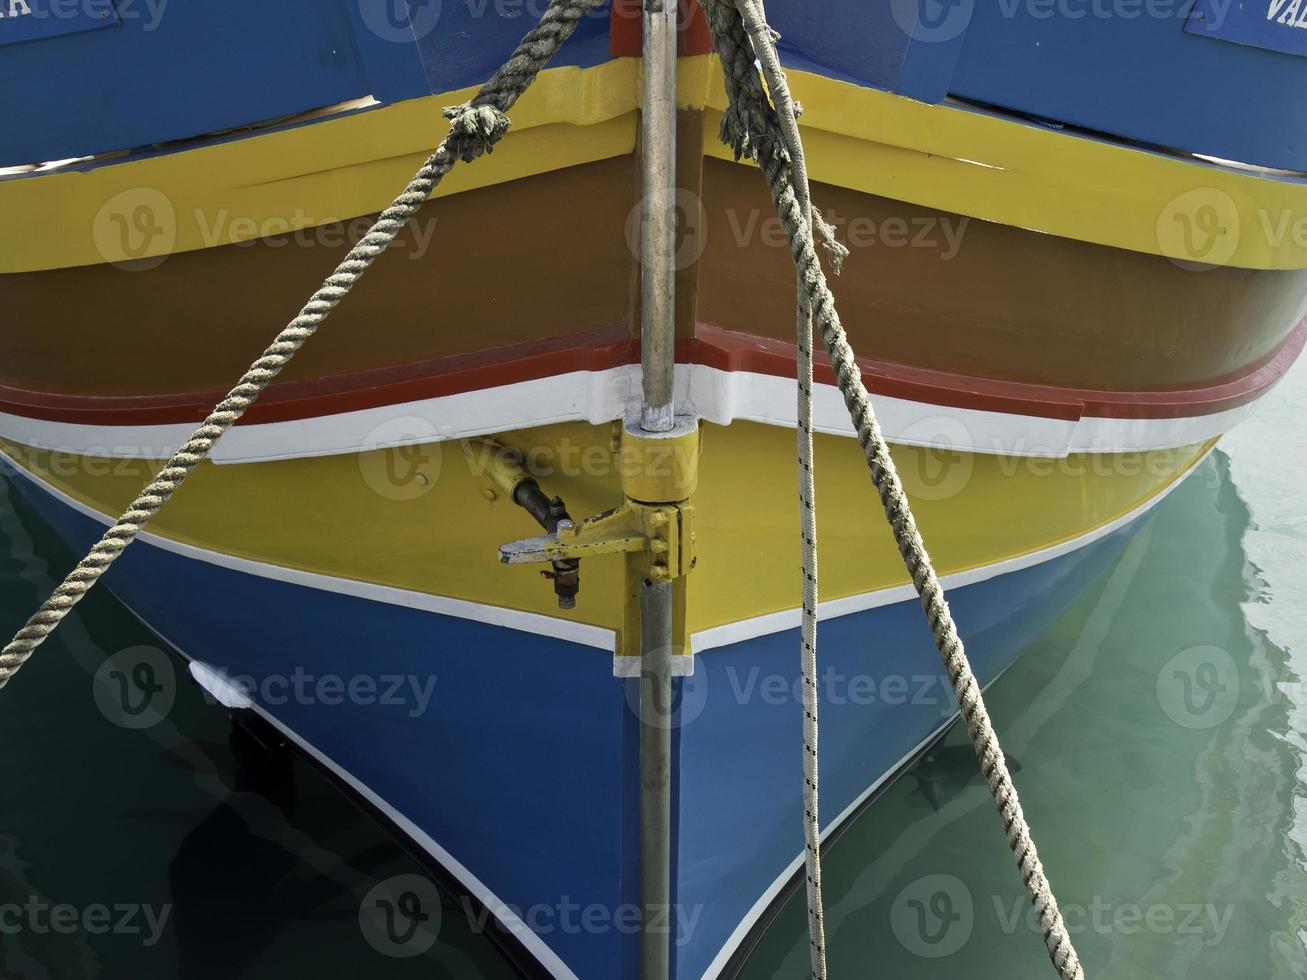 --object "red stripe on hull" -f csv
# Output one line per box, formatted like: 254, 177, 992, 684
0, 320, 1302, 430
